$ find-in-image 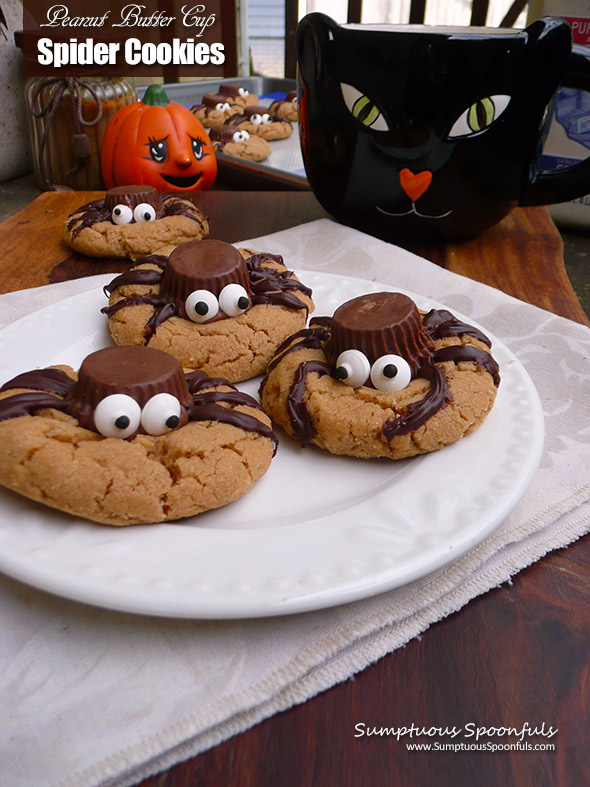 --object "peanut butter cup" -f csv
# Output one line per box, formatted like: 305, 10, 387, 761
104, 185, 165, 219
219, 83, 244, 98
326, 292, 434, 376
202, 93, 229, 108
160, 239, 251, 312
68, 346, 192, 430
209, 126, 239, 145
